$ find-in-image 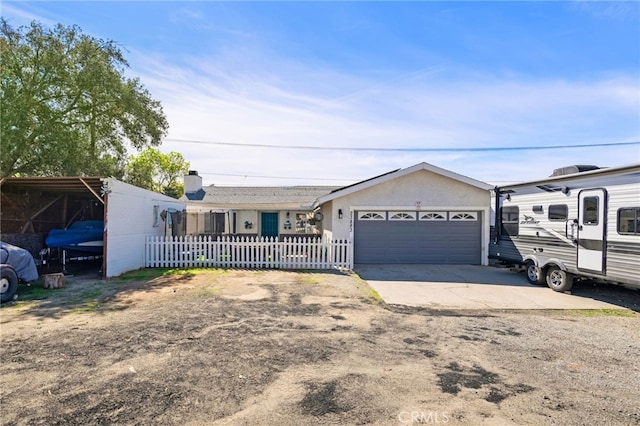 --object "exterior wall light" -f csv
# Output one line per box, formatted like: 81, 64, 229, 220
338, 209, 343, 219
